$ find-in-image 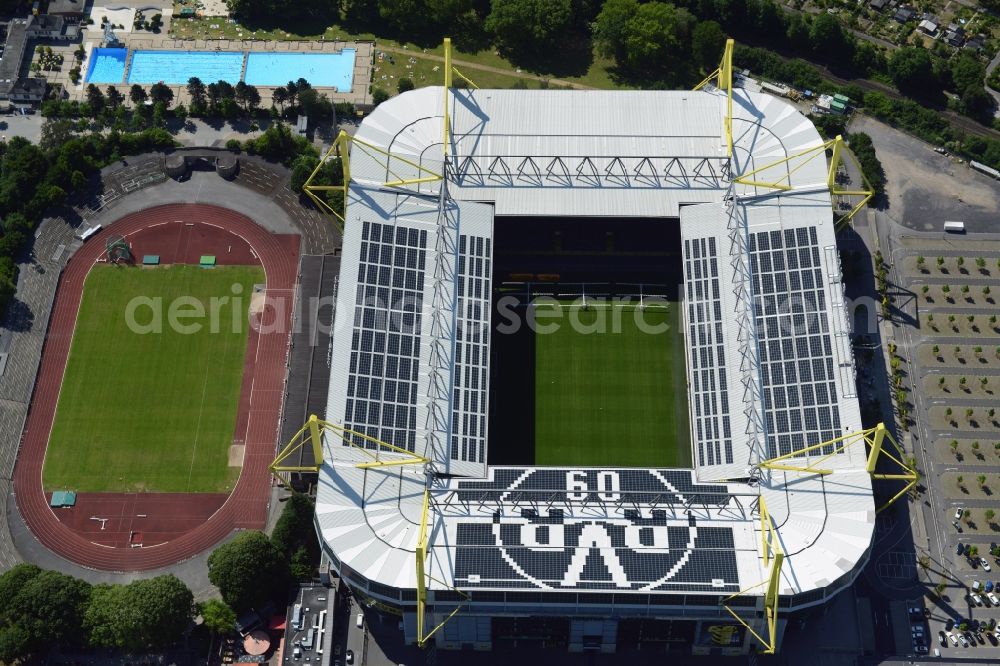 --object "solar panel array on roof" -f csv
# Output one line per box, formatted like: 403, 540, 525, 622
451, 234, 492, 464
452, 519, 739, 592
749, 226, 841, 459
684, 236, 733, 468
343, 220, 427, 452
